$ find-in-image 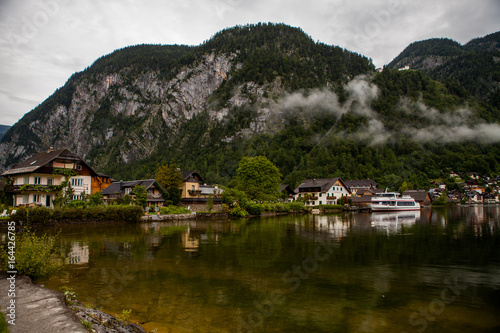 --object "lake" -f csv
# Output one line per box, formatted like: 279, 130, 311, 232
18, 206, 500, 332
